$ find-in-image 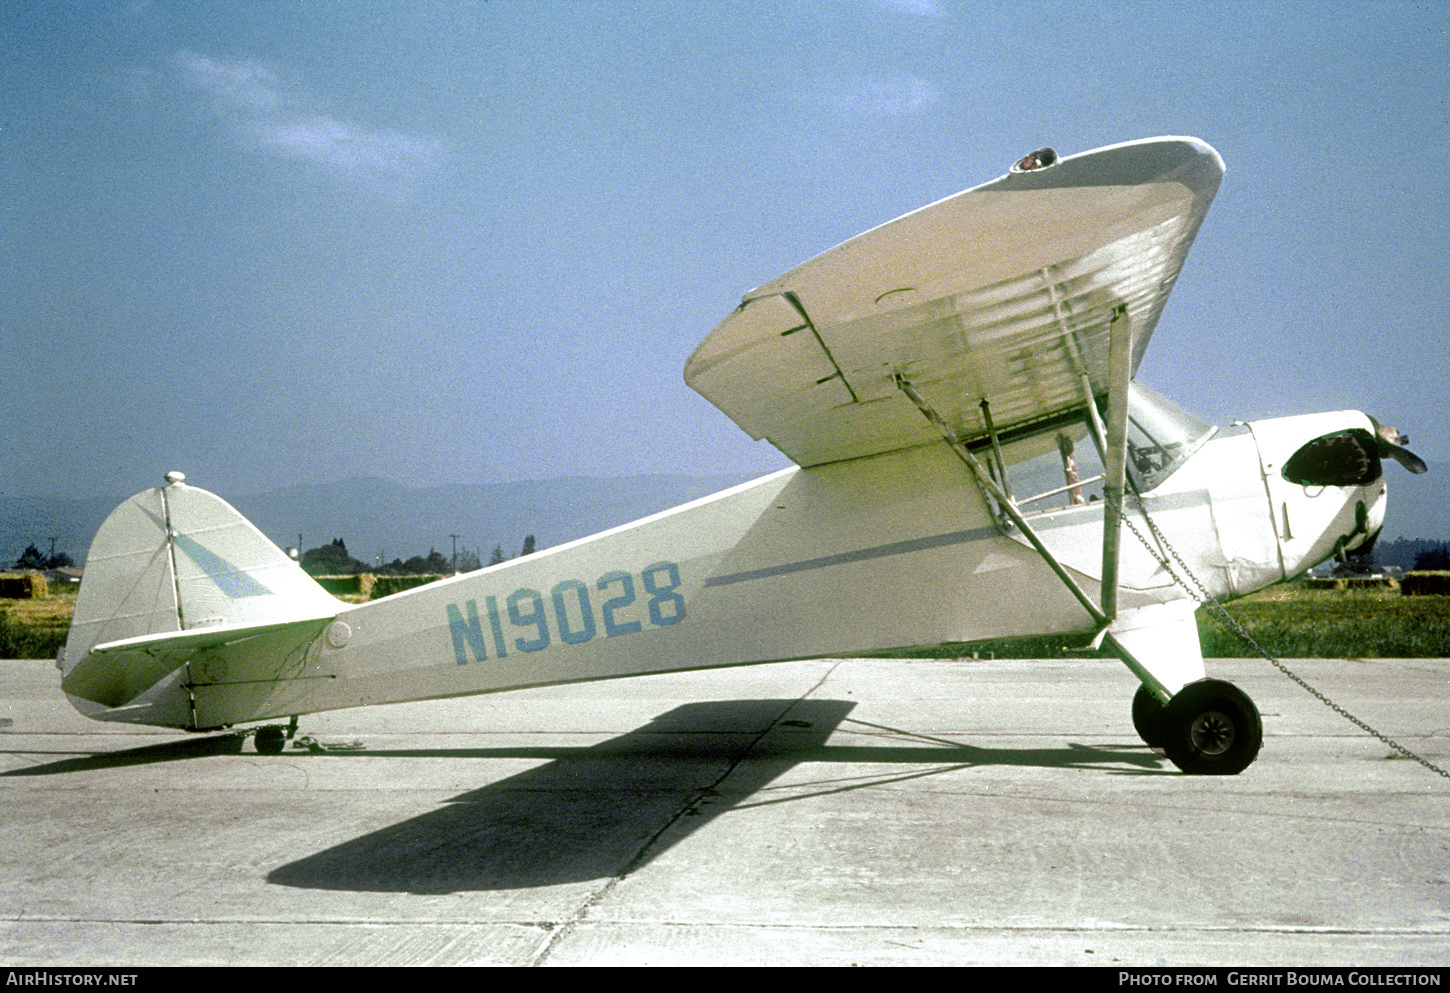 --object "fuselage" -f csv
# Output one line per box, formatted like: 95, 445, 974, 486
67, 404, 1391, 731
